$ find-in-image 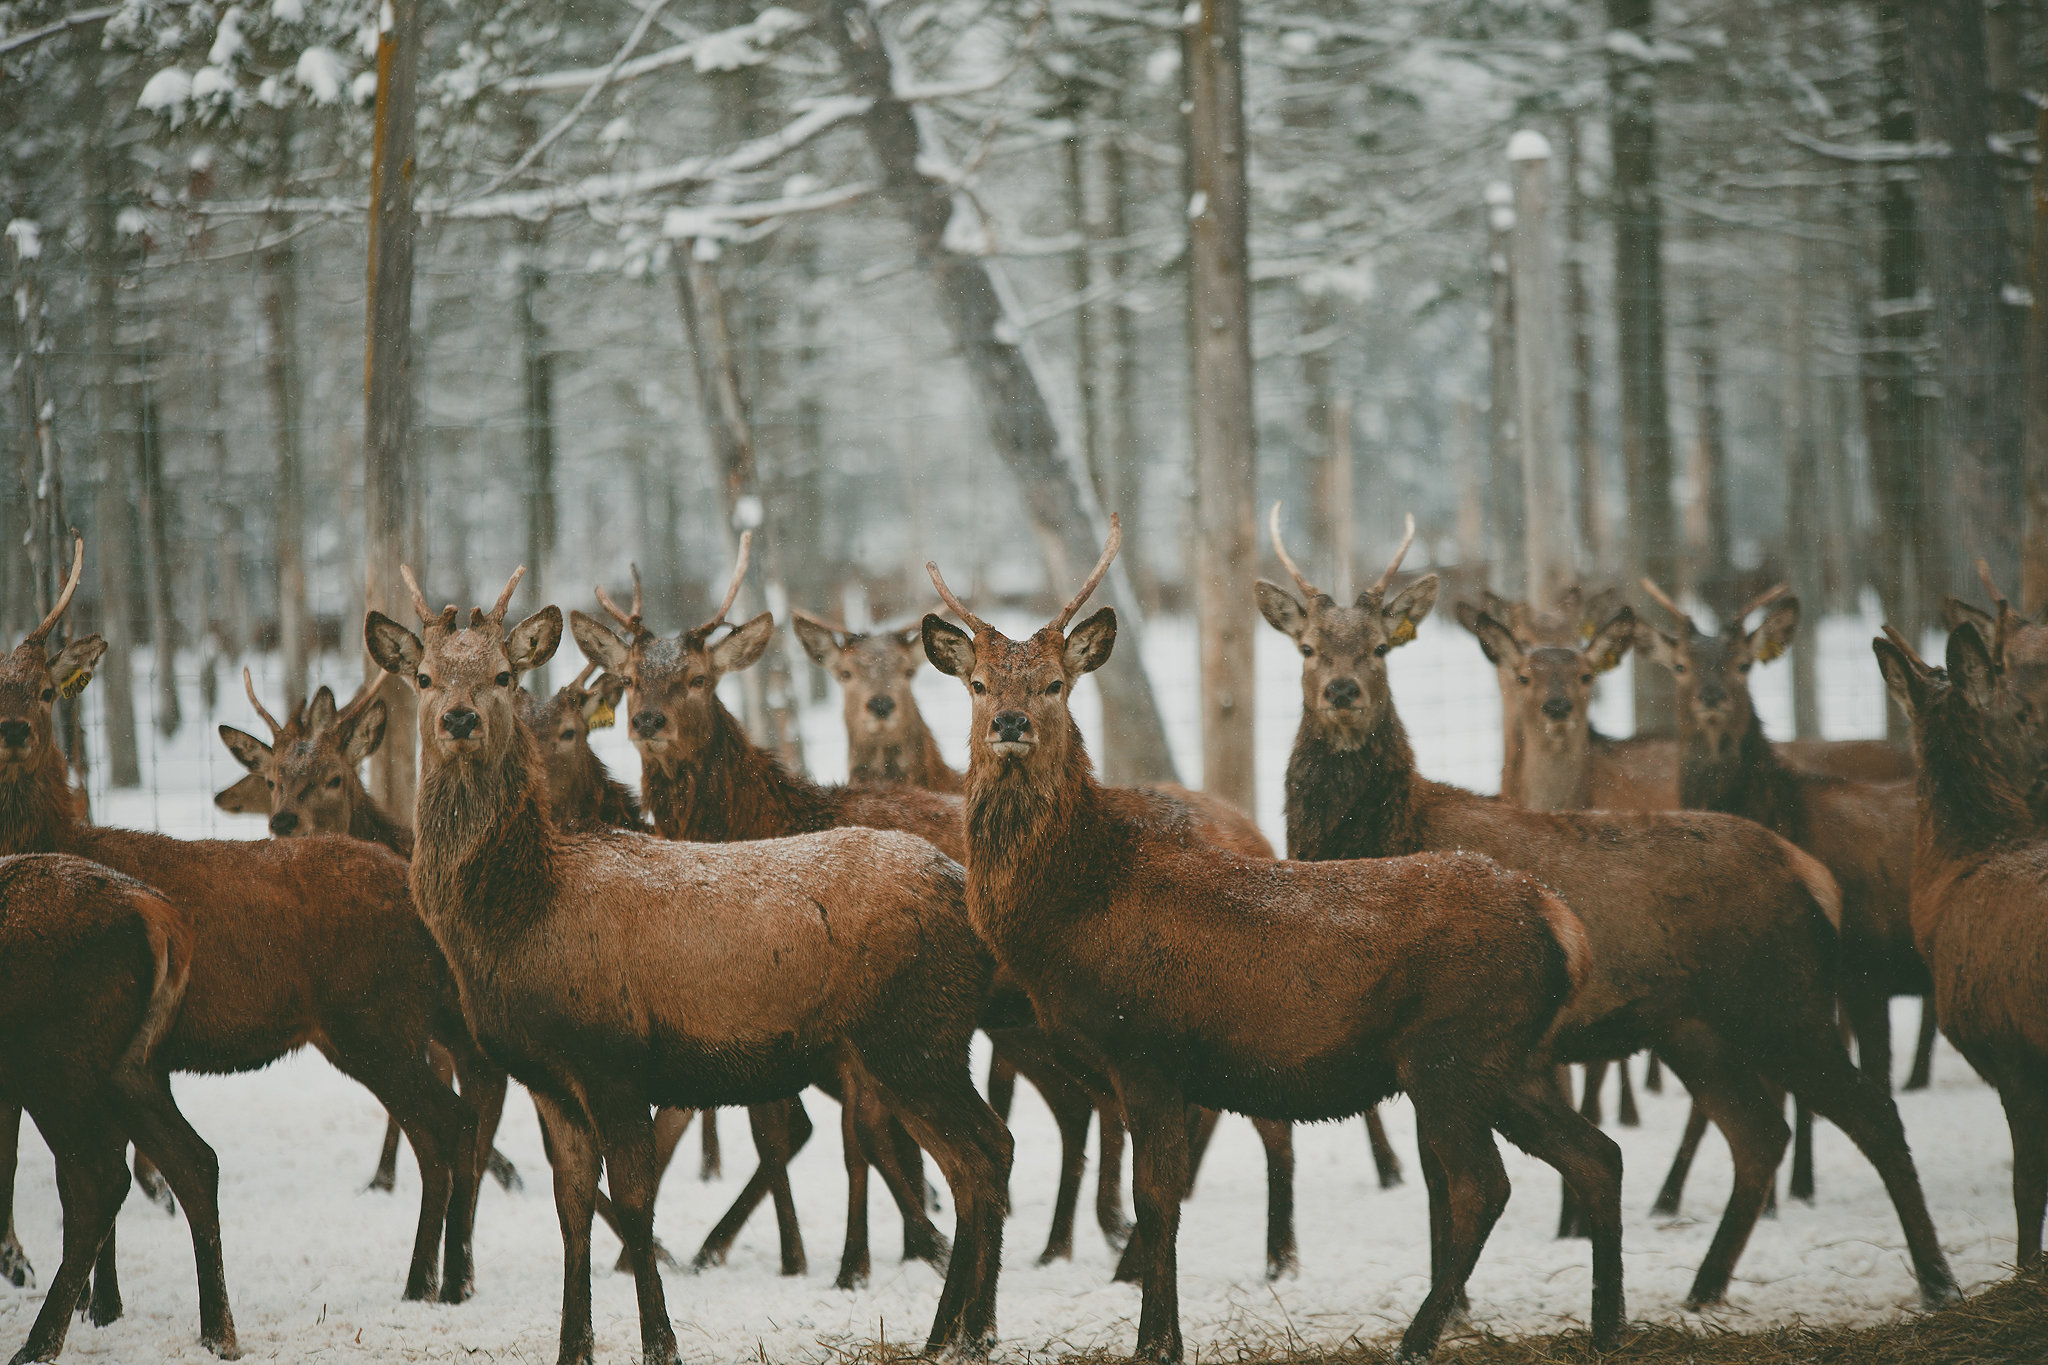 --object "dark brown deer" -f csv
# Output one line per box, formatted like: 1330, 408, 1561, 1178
0, 538, 491, 1307
517, 663, 644, 830
0, 855, 237, 1365
366, 566, 1012, 1365
1943, 560, 2048, 820
1874, 621, 2048, 1267
794, 609, 962, 791
921, 516, 1622, 1362
1258, 513, 1956, 1313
